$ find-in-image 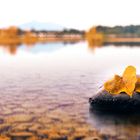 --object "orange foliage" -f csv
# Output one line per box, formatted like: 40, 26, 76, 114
0, 27, 39, 54
0, 27, 38, 46
22, 31, 38, 45
86, 27, 104, 47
